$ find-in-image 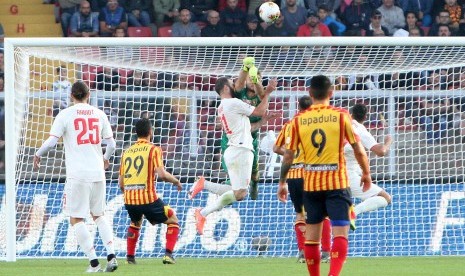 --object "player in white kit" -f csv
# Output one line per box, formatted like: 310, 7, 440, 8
345, 103, 392, 219
189, 69, 272, 235
33, 81, 118, 273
